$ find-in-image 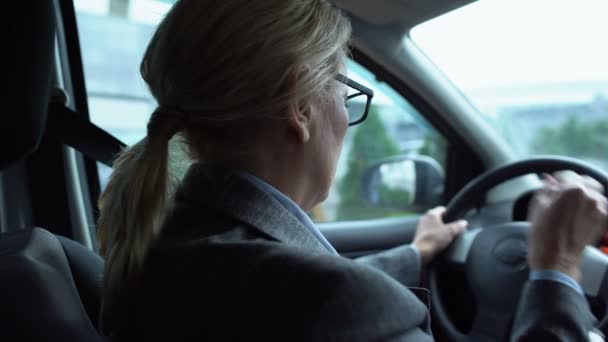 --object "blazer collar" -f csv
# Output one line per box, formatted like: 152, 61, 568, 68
175, 163, 331, 255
